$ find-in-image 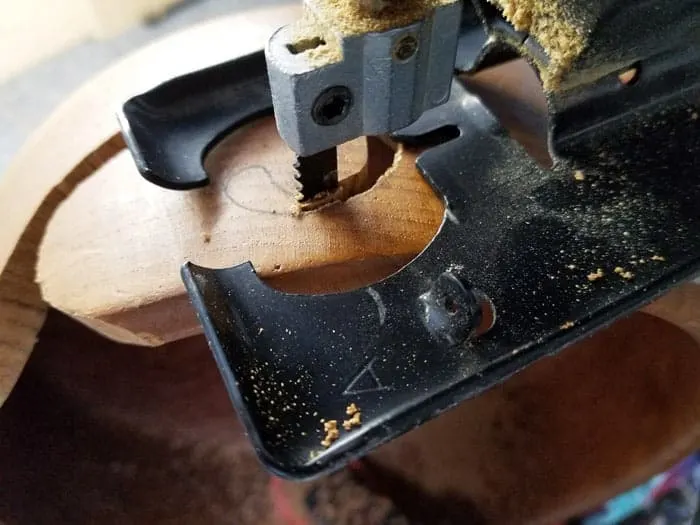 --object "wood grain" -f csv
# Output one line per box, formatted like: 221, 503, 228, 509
0, 134, 123, 404
1, 7, 300, 272
37, 119, 442, 344
0, 7, 300, 403
34, 40, 551, 346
